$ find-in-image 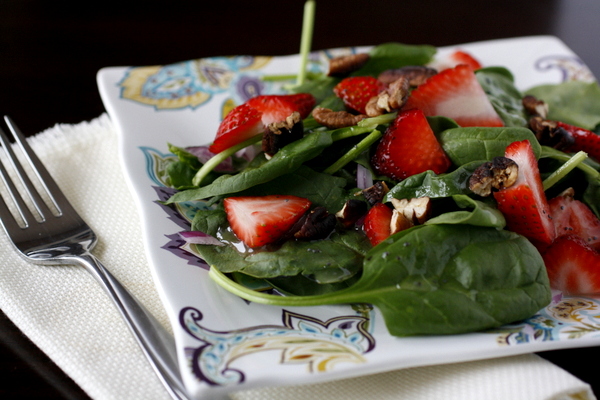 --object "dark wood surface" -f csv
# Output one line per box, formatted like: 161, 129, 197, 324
1, 0, 599, 398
